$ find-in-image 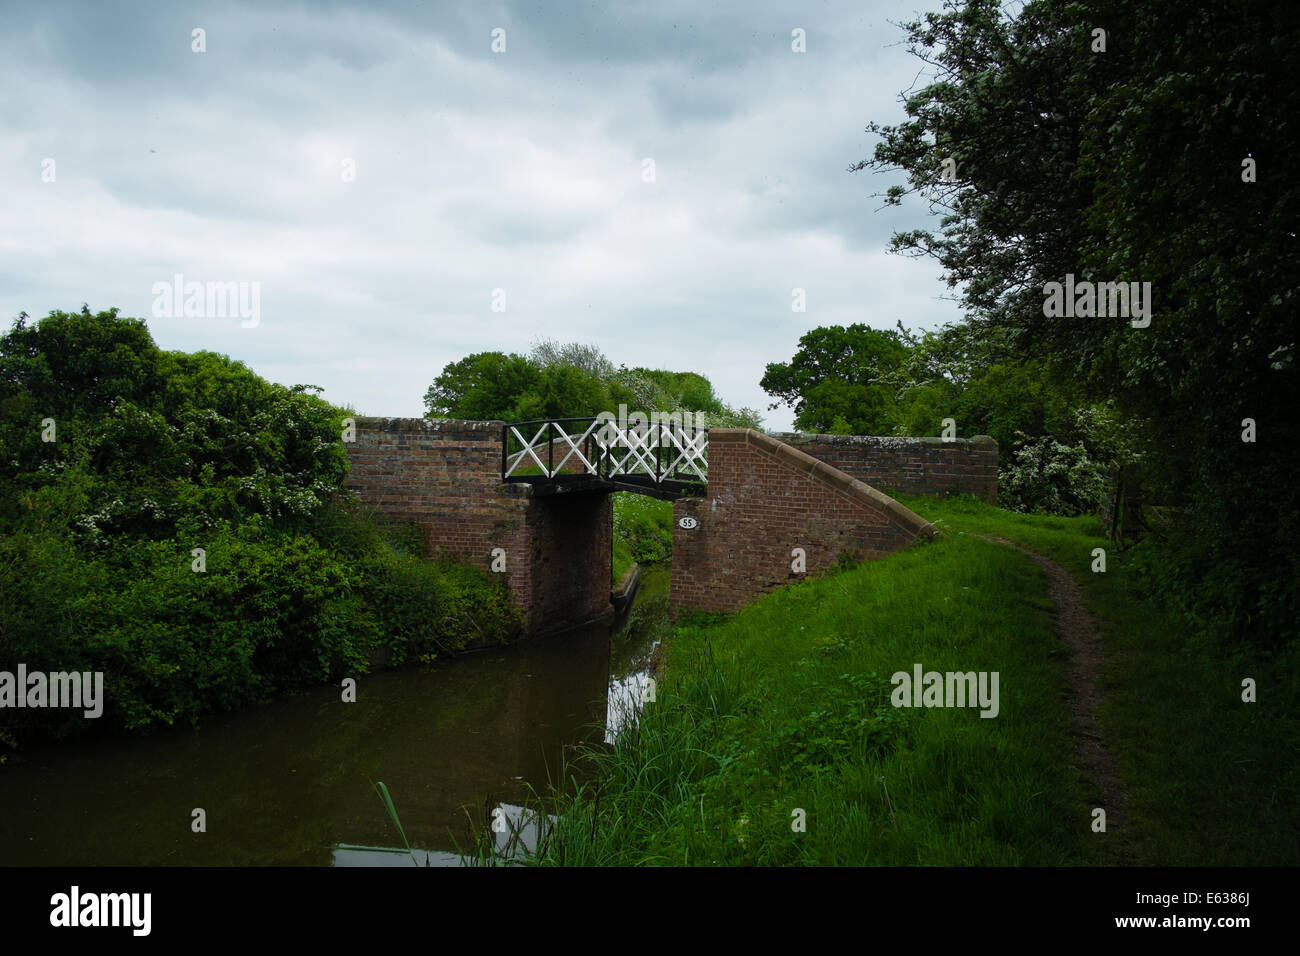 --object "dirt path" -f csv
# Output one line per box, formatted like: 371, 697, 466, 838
980, 535, 1134, 863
